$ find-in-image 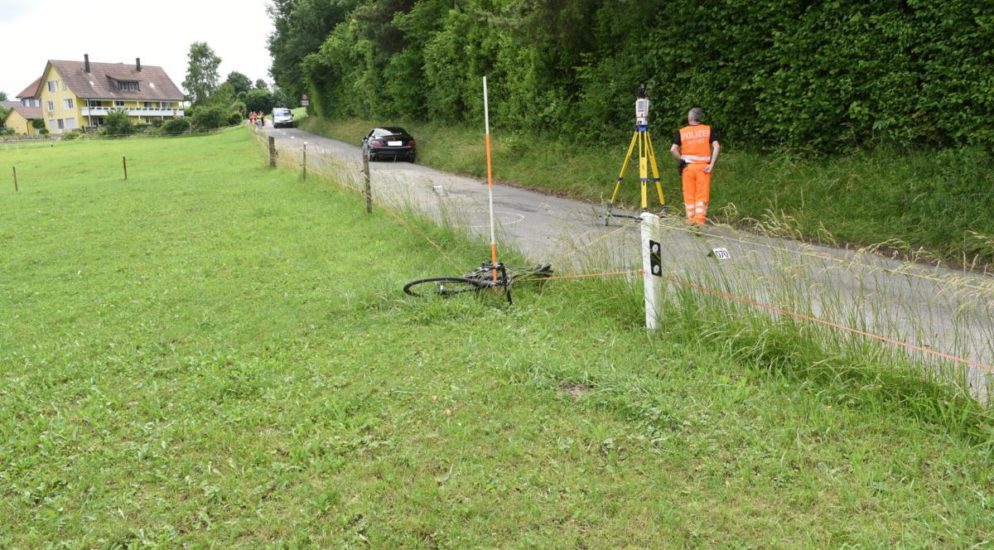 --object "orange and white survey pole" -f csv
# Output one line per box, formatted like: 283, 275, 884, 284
483, 76, 499, 281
